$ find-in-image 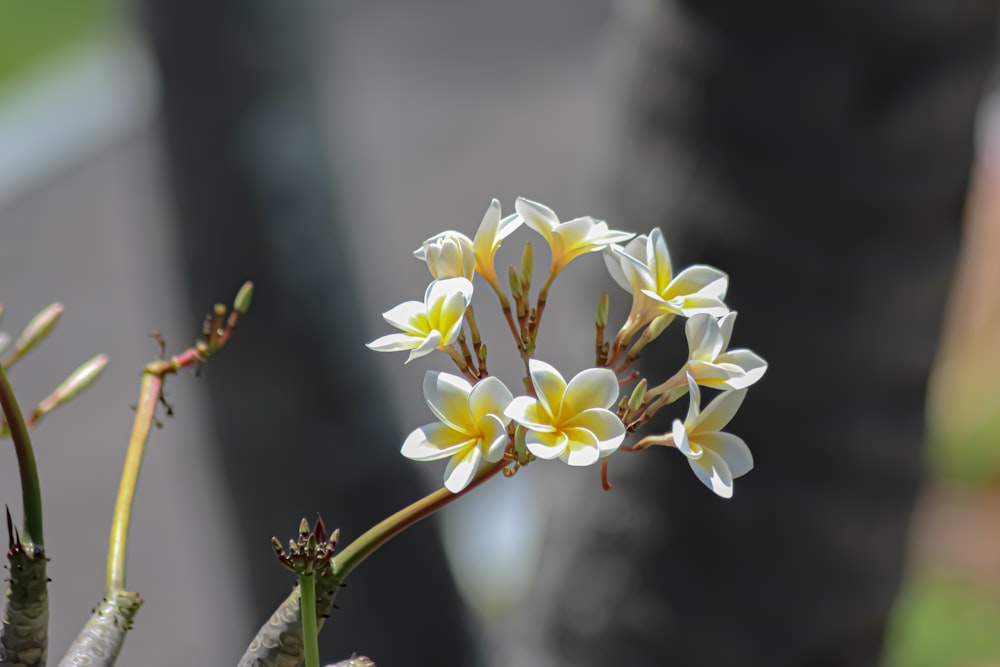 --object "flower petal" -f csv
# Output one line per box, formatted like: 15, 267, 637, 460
366, 332, 420, 353
515, 197, 558, 242
401, 422, 476, 461
381, 300, 429, 335
468, 376, 514, 426
527, 359, 566, 420
715, 349, 768, 388
561, 427, 601, 466
688, 448, 735, 498
562, 367, 620, 416
696, 389, 747, 434
697, 432, 753, 478
444, 446, 482, 493
672, 418, 701, 460
405, 330, 441, 363
504, 396, 557, 432
563, 408, 626, 455
669, 265, 729, 300
718, 312, 737, 350
479, 413, 510, 462
648, 228, 674, 293
423, 371, 474, 433
525, 429, 568, 460
686, 313, 724, 362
